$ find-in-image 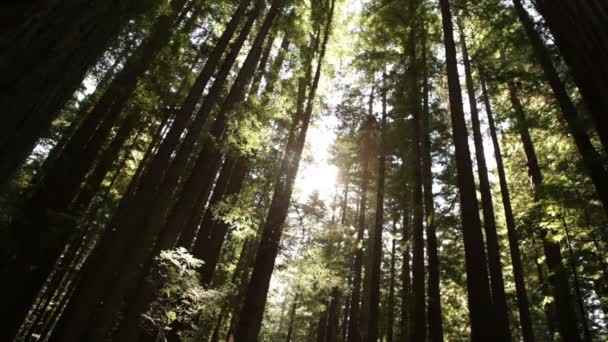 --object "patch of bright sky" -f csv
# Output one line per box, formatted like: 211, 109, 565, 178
291, 0, 364, 205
